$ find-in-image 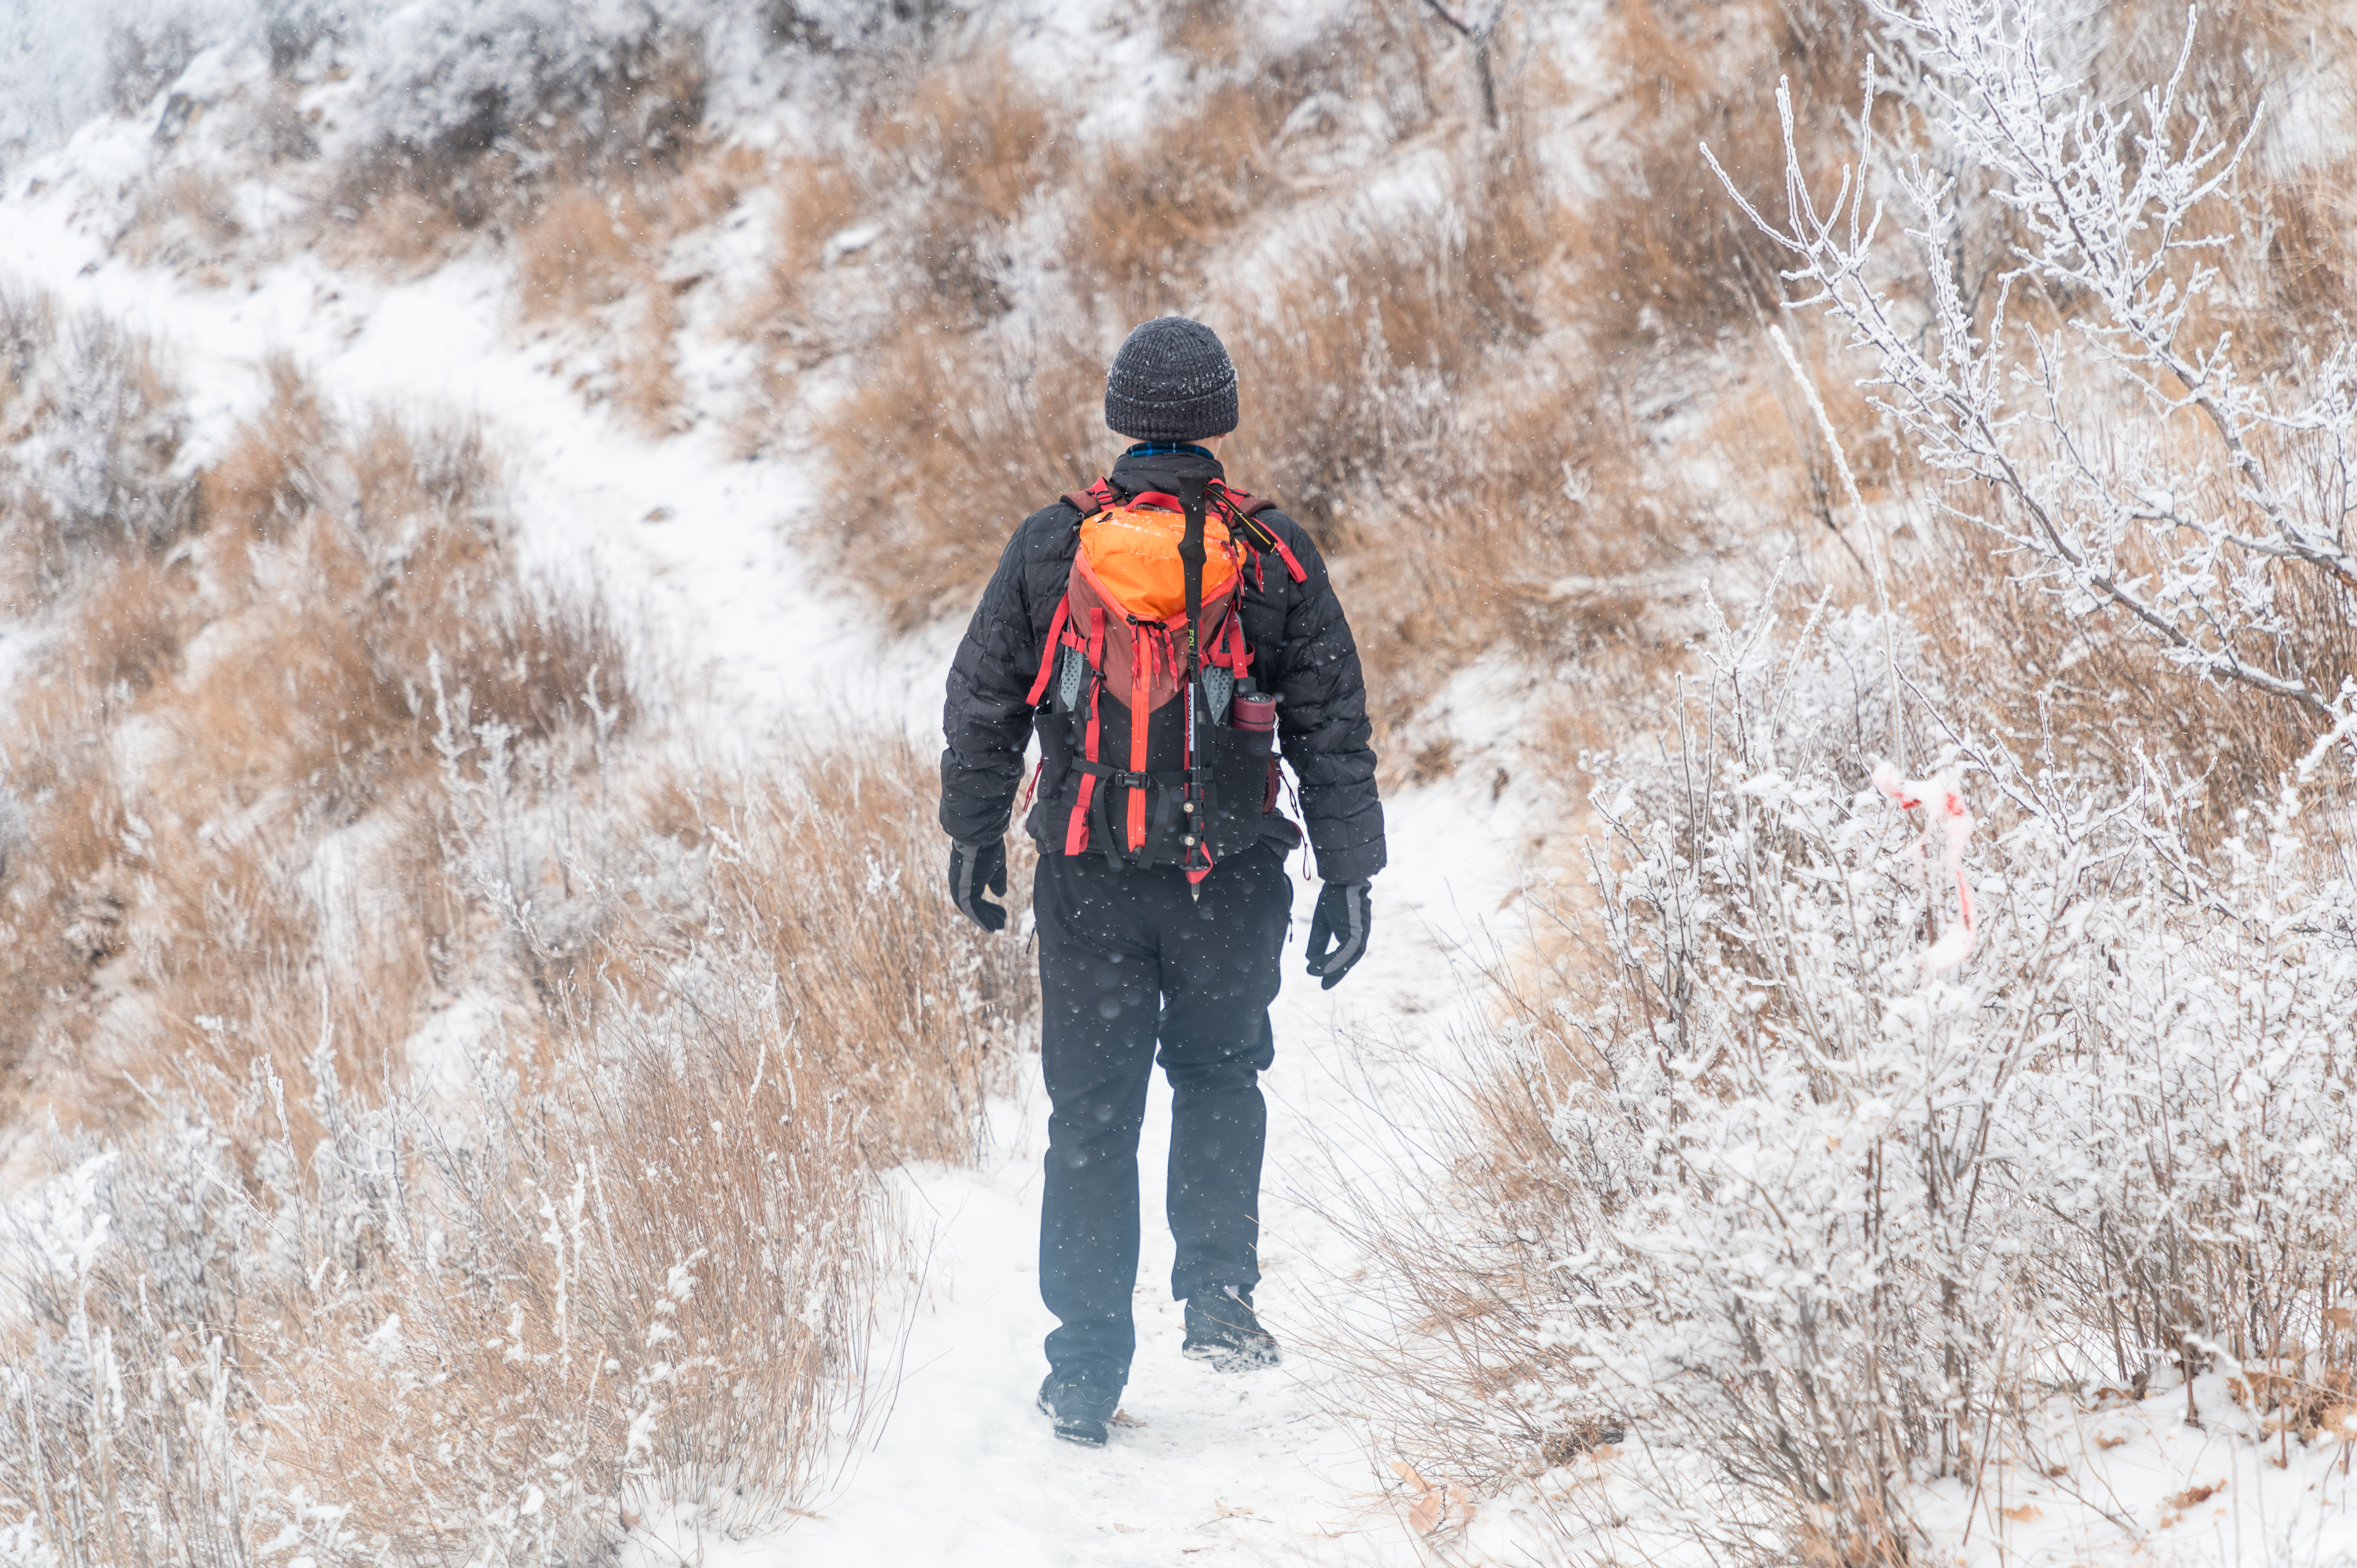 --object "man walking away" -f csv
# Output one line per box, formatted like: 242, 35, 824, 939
940, 316, 1384, 1447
